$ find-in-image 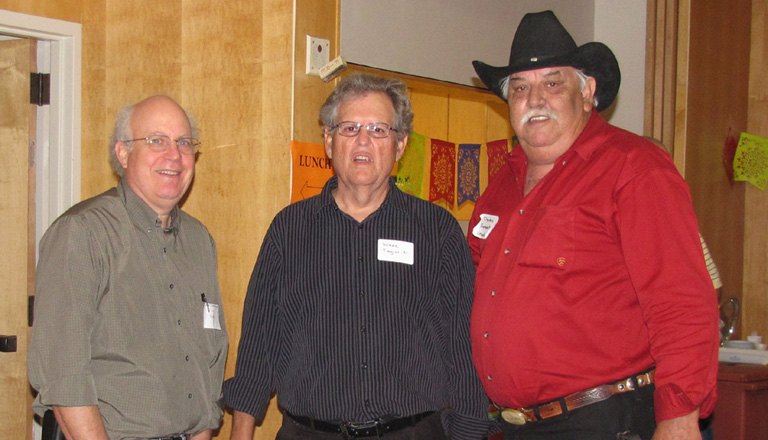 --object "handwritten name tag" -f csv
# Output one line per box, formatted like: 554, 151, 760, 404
472, 214, 500, 239
377, 239, 414, 265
